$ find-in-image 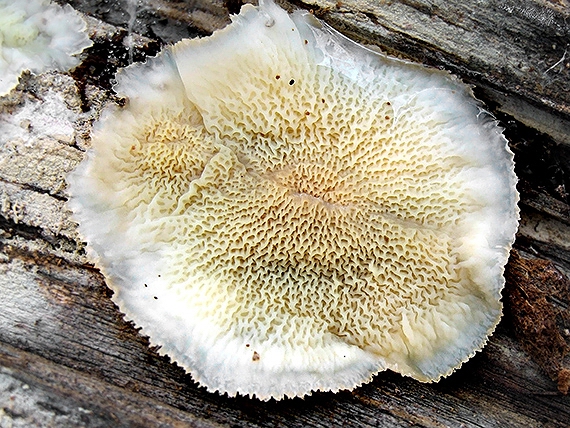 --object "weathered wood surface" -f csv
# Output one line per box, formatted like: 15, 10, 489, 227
1, 0, 569, 426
